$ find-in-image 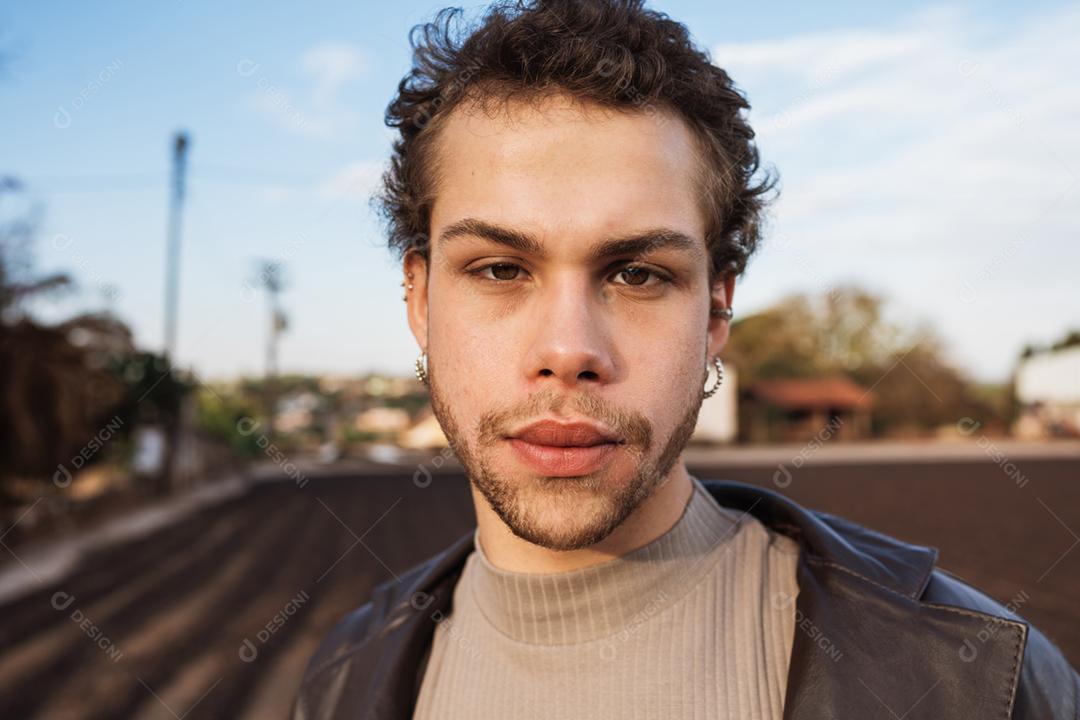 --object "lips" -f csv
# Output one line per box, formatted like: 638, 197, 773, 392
506, 420, 623, 476
511, 420, 620, 447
